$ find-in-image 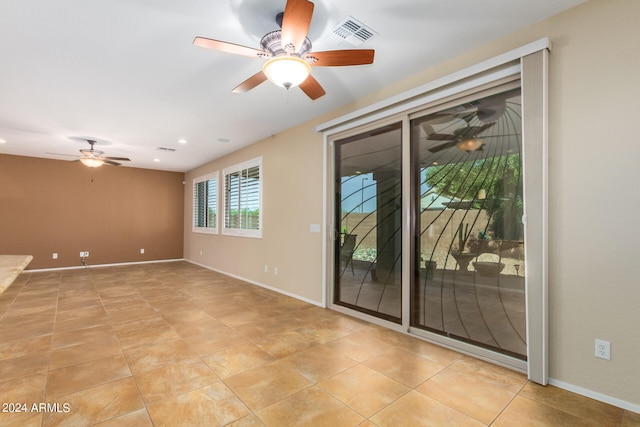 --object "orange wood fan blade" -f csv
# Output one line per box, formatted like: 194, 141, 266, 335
232, 71, 268, 93
308, 49, 375, 67
299, 74, 326, 100
193, 37, 266, 58
280, 0, 314, 53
